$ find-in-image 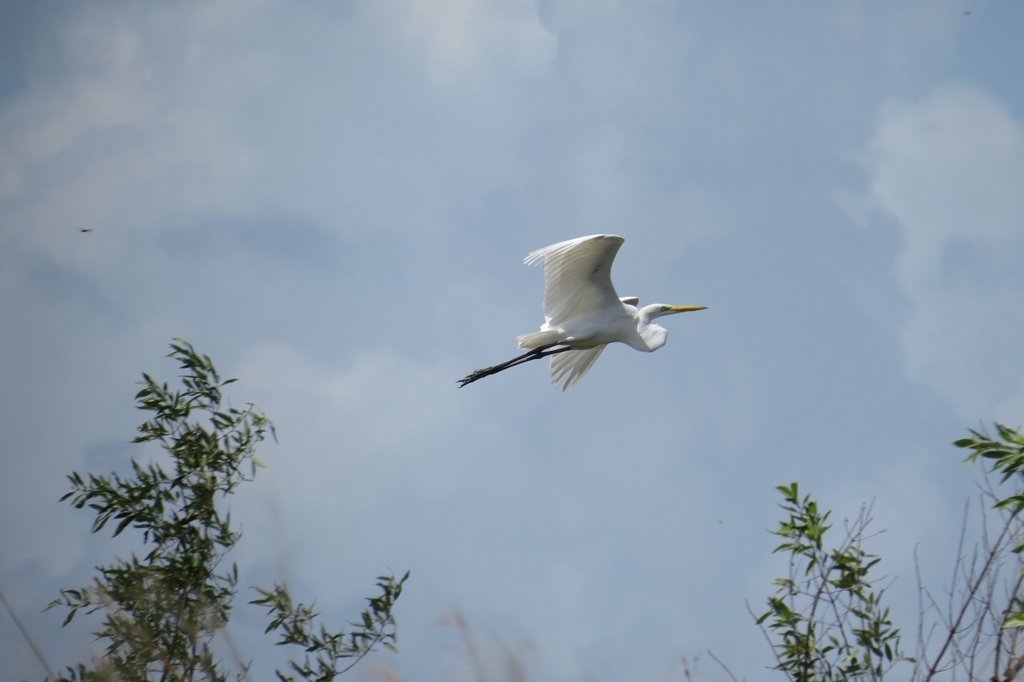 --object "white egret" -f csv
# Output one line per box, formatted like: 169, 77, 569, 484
458, 234, 707, 390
